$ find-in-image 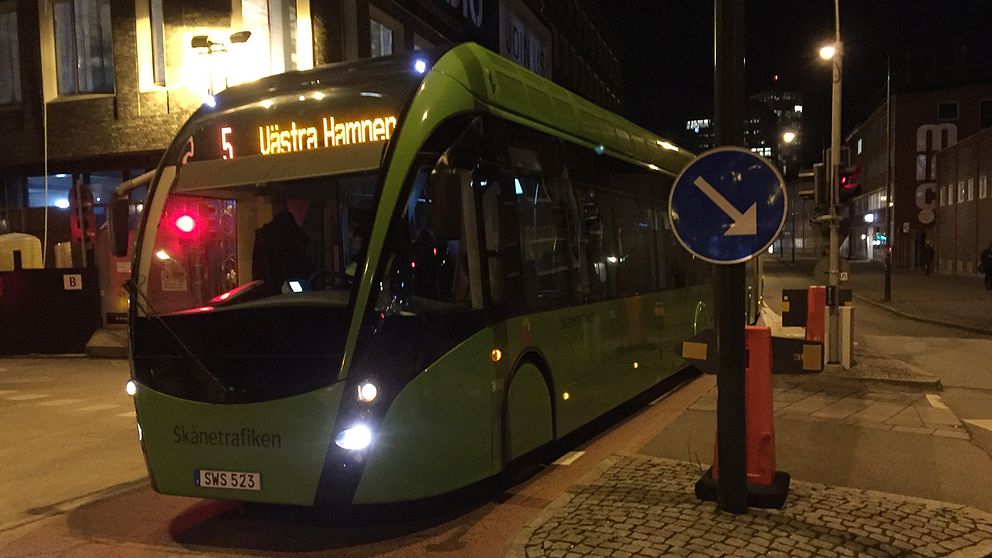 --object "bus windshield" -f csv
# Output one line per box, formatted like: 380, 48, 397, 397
141, 171, 376, 315
133, 48, 446, 316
